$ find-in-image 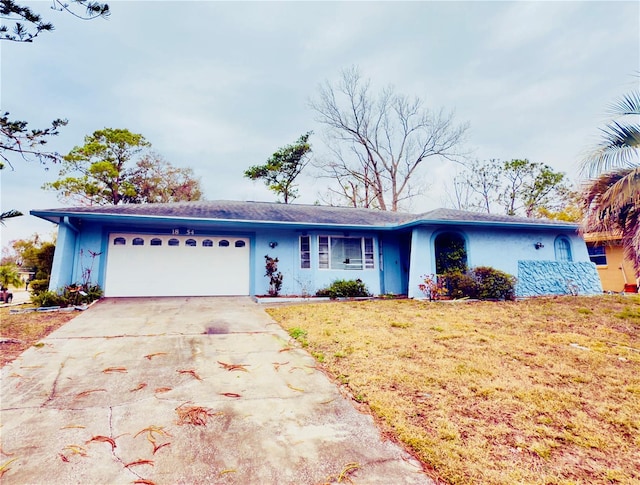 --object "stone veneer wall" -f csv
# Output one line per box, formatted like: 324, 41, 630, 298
516, 261, 603, 297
